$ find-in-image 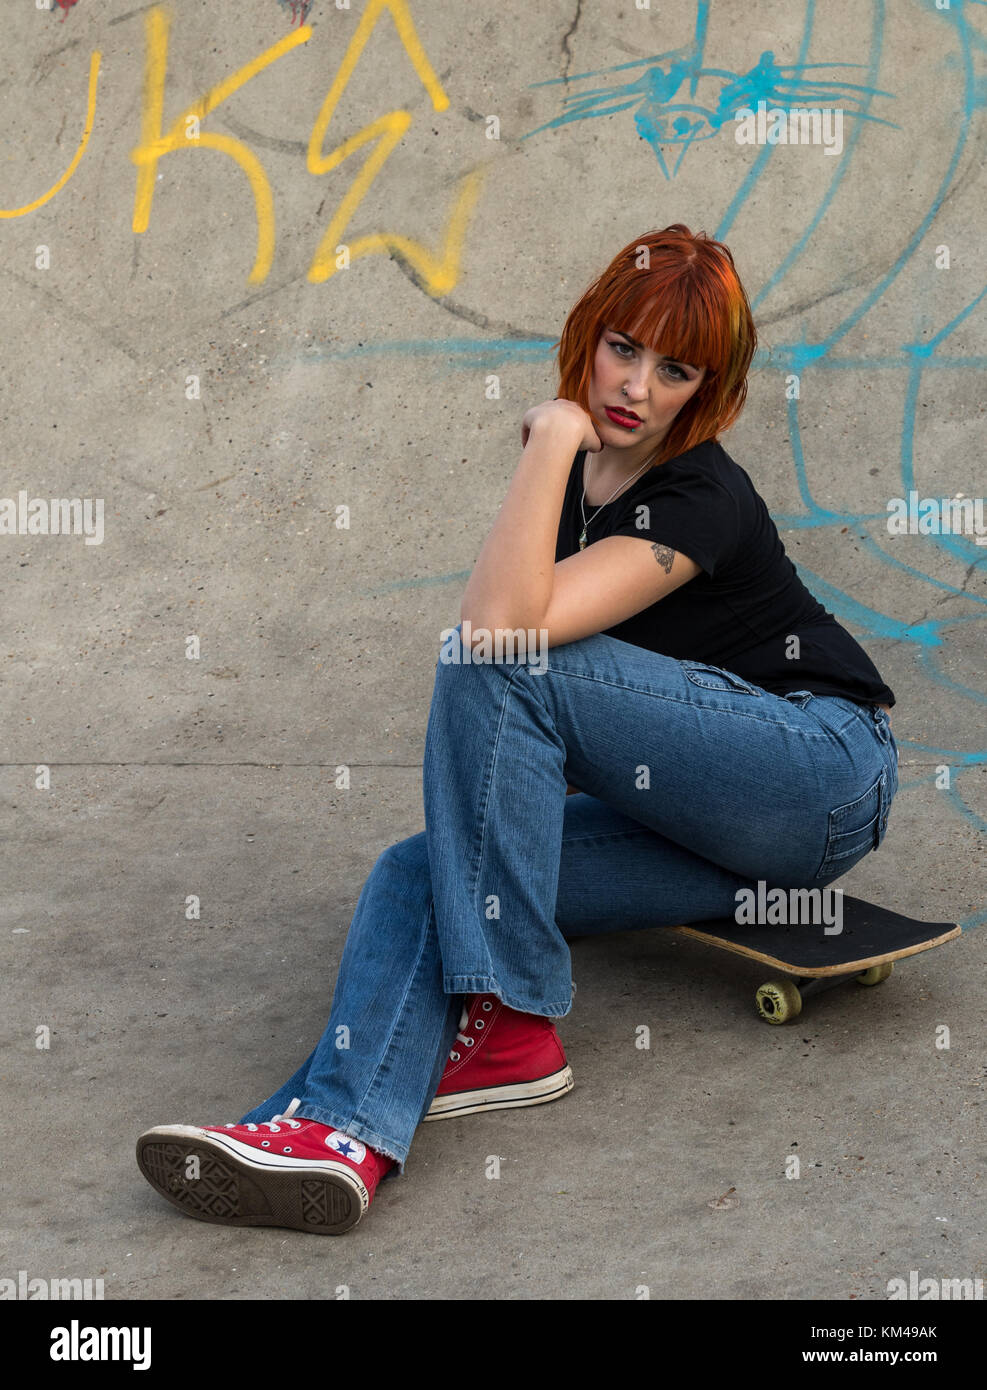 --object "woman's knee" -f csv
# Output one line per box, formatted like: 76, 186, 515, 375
376, 830, 431, 880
